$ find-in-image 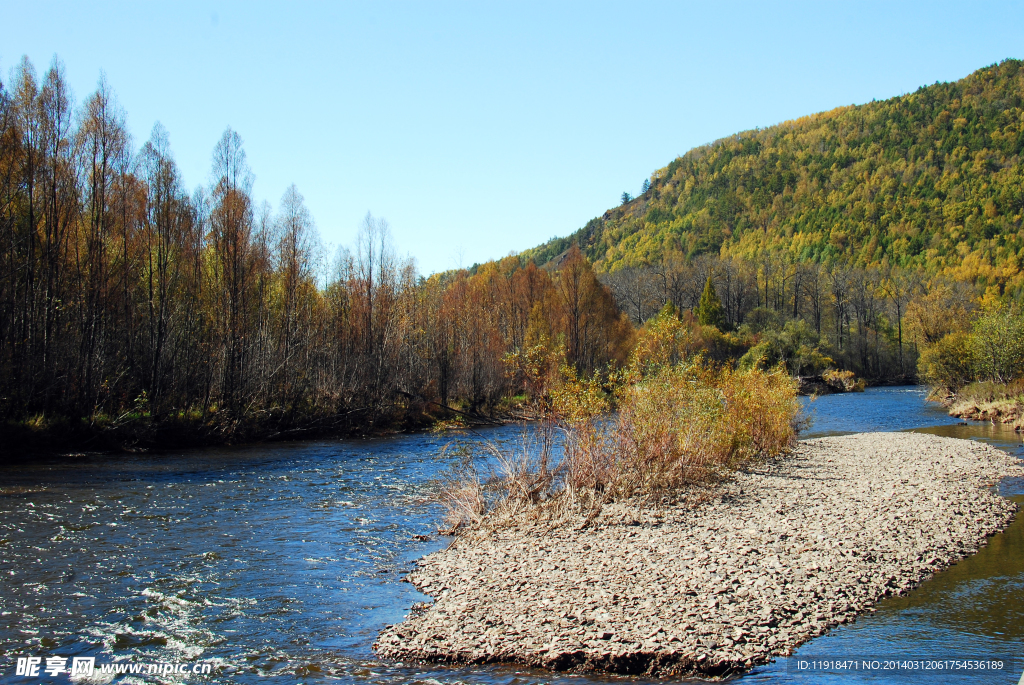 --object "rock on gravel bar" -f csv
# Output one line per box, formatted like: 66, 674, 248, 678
374, 432, 1023, 678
